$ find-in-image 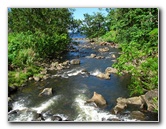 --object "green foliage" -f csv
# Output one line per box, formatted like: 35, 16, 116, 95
152, 97, 158, 113
108, 8, 158, 96
80, 12, 107, 39
8, 66, 43, 87
100, 30, 117, 42
8, 32, 36, 68
8, 8, 73, 58
8, 8, 74, 87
